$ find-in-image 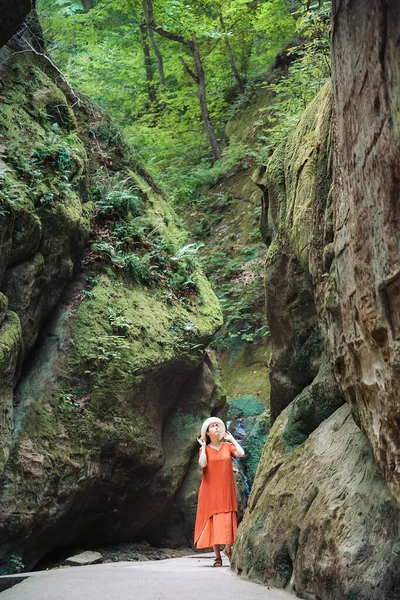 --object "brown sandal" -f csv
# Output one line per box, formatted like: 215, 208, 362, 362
213, 558, 222, 567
